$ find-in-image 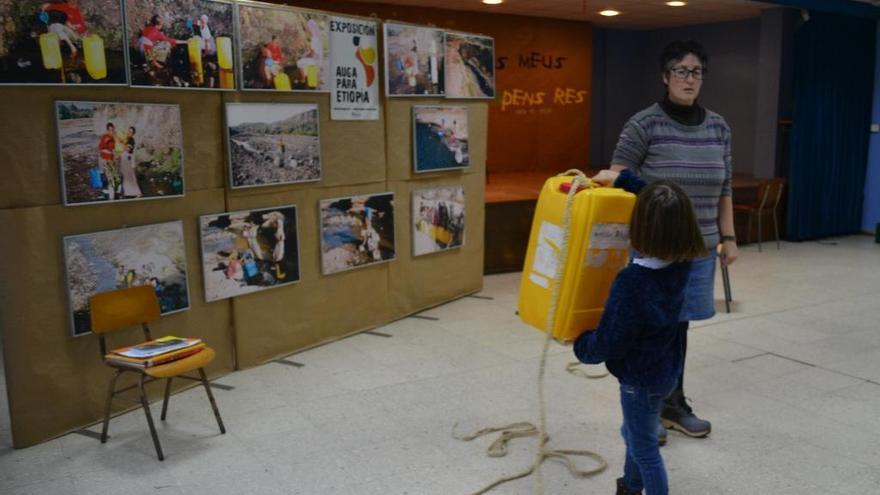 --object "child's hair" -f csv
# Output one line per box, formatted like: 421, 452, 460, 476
630, 180, 708, 262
